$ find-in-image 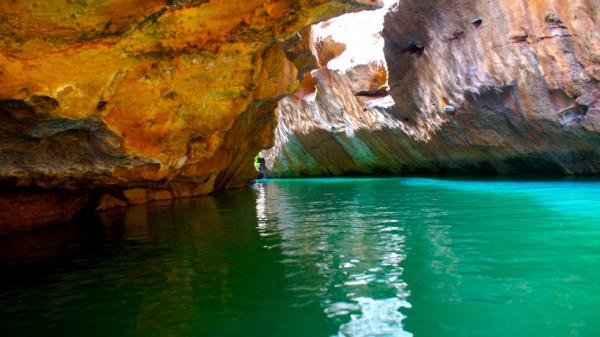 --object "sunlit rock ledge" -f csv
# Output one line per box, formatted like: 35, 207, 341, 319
0, 0, 382, 234
263, 0, 600, 177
